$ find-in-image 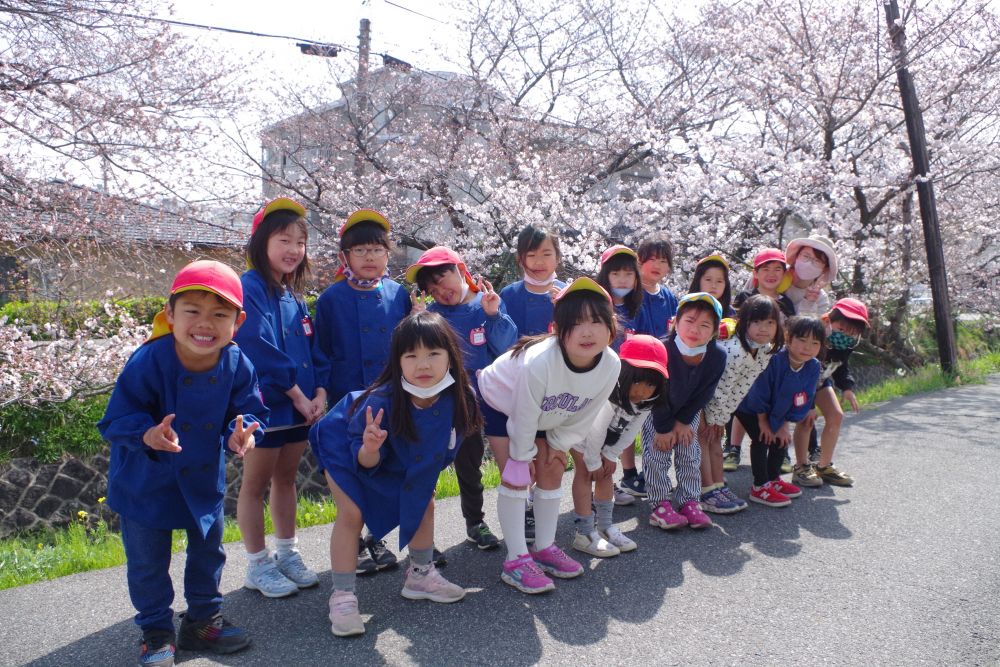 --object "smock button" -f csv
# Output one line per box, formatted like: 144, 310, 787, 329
181, 423, 192, 432
302, 362, 309, 368
432, 409, 440, 416
414, 454, 423, 462
203, 423, 214, 431
362, 326, 369, 333
183, 378, 192, 386
209, 377, 217, 384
